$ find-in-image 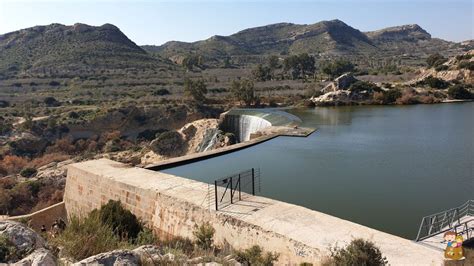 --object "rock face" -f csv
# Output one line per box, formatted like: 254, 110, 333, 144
0, 221, 55, 265
417, 50, 473, 84
0, 221, 46, 253
311, 90, 352, 105
313, 74, 367, 105
321, 73, 358, 93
